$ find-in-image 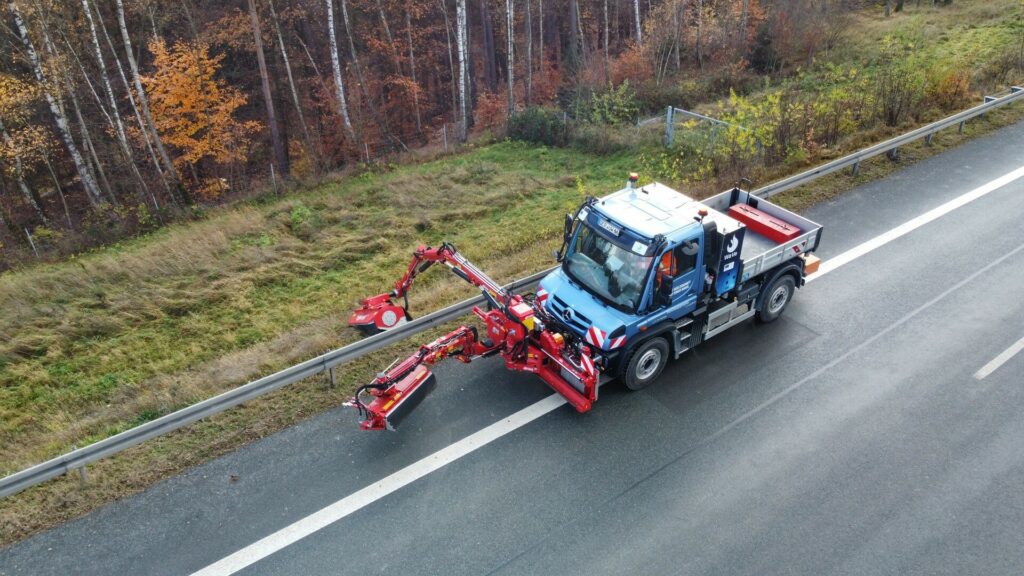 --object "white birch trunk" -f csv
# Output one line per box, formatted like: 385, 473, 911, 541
327, 0, 357, 141
524, 0, 532, 104
438, 0, 458, 120
633, 0, 642, 45
9, 0, 104, 206
115, 0, 183, 199
538, 0, 543, 74
603, 0, 610, 83
97, 0, 167, 199
0, 118, 47, 224
455, 0, 469, 142
405, 8, 422, 134
82, 0, 153, 209
505, 0, 514, 116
